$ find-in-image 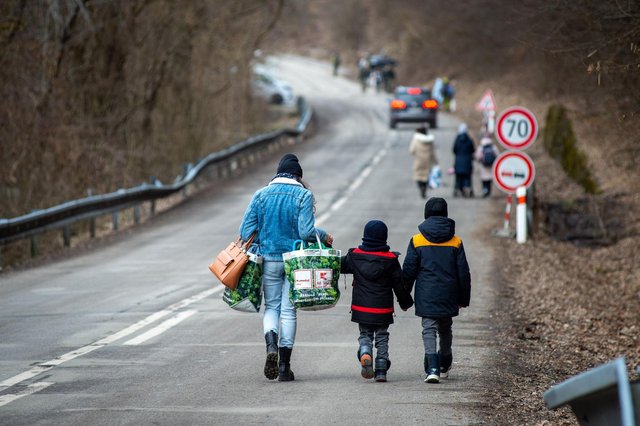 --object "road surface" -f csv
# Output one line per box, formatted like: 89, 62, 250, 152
0, 56, 500, 425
